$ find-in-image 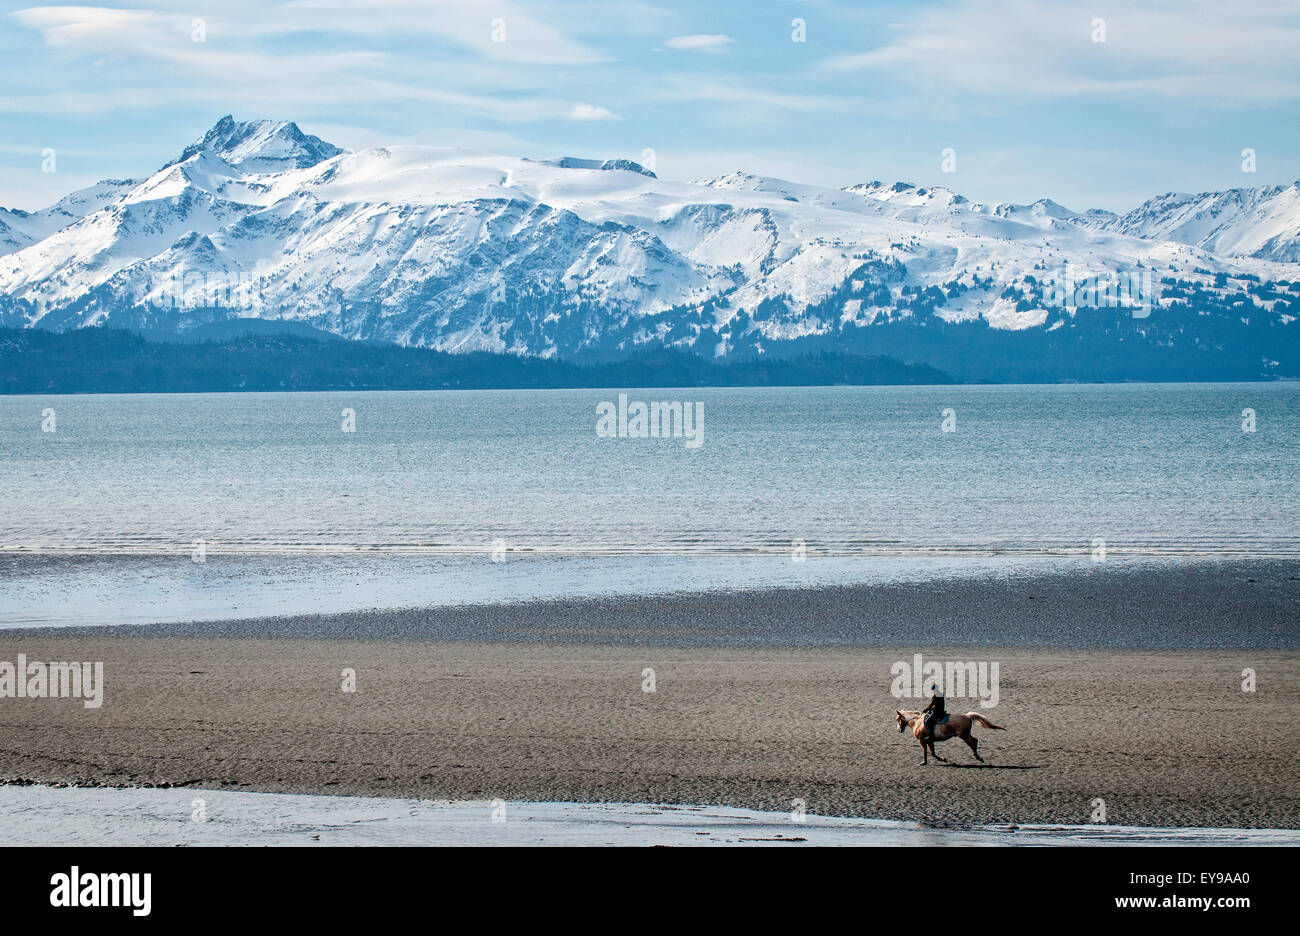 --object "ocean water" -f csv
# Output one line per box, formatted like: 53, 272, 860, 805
2, 383, 1296, 556
1, 383, 1296, 626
